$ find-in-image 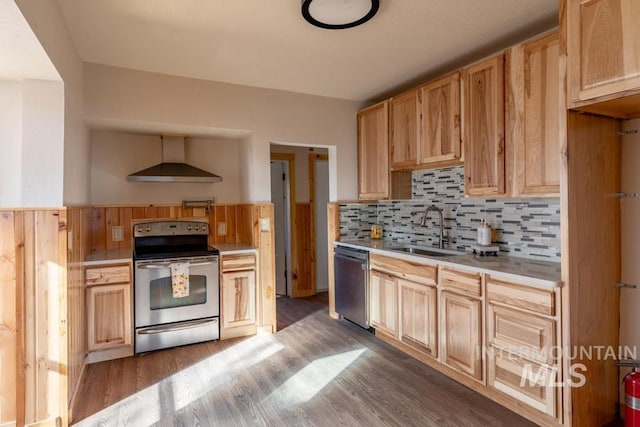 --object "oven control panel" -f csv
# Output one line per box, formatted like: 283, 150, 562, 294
134, 221, 209, 237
